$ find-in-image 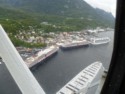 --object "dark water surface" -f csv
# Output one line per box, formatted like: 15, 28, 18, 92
0, 31, 114, 94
